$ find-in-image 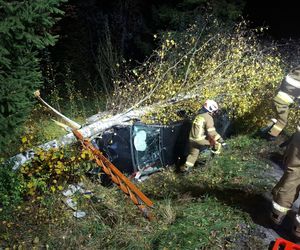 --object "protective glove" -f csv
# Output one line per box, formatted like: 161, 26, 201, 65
217, 138, 227, 149
211, 142, 222, 155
